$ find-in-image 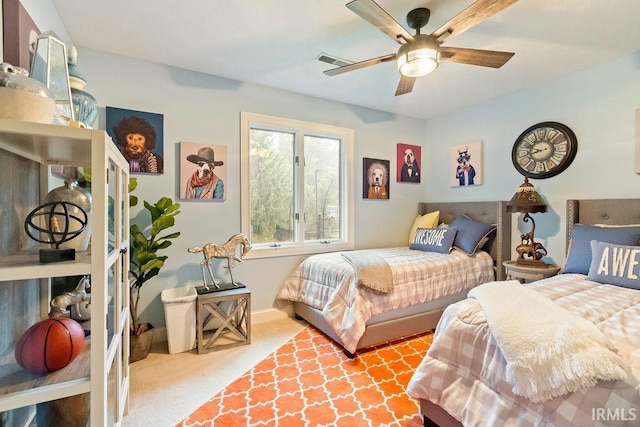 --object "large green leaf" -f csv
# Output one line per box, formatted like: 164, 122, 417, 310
129, 192, 181, 332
